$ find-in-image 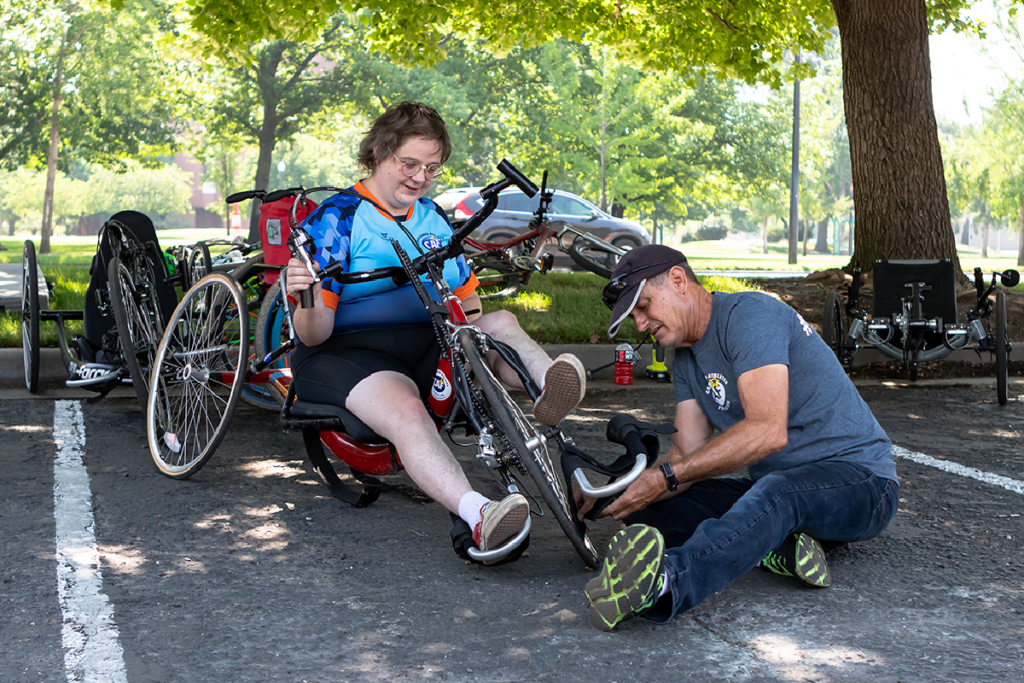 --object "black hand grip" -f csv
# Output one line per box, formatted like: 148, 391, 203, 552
300, 287, 314, 308
496, 159, 539, 198
974, 267, 985, 298
264, 187, 304, 203
226, 189, 264, 204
